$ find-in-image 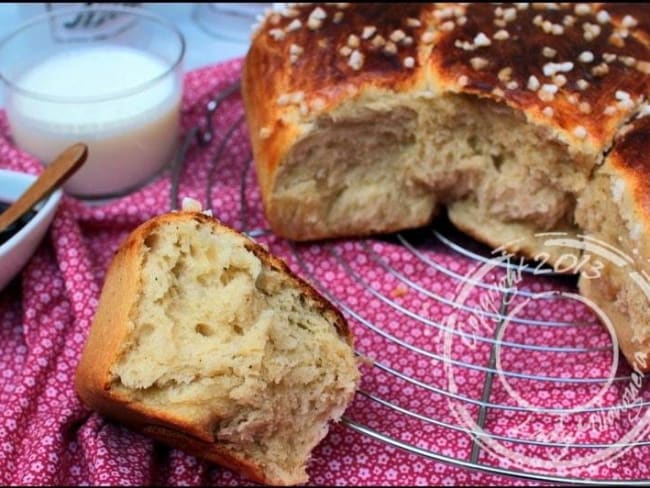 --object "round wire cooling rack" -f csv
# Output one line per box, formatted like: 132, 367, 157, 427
170, 78, 650, 486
